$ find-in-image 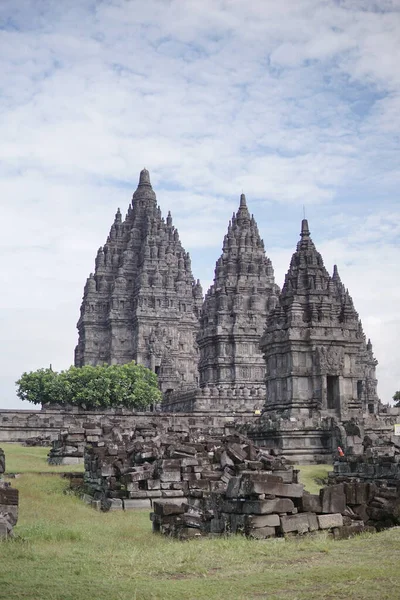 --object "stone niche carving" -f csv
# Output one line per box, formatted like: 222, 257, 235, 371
315, 346, 345, 374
